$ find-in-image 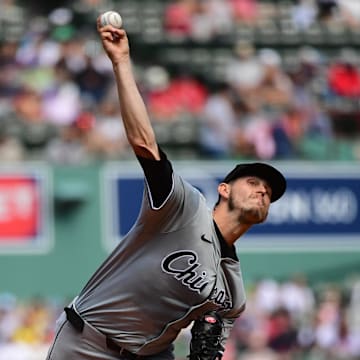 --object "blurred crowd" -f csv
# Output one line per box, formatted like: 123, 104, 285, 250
1, 0, 360, 163
224, 275, 360, 360
0, 293, 60, 359
1, 275, 360, 360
